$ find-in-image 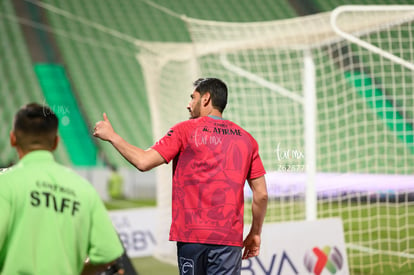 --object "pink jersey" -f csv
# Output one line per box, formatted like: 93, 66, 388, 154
152, 116, 265, 247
